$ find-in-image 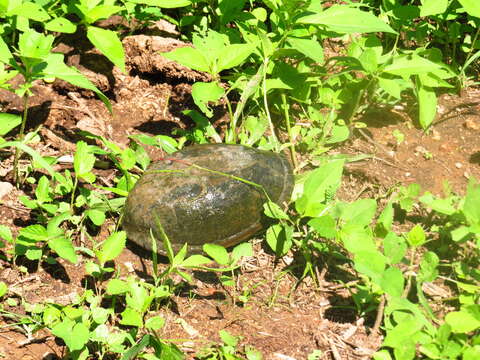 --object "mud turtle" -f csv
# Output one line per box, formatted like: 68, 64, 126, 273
123, 144, 293, 253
